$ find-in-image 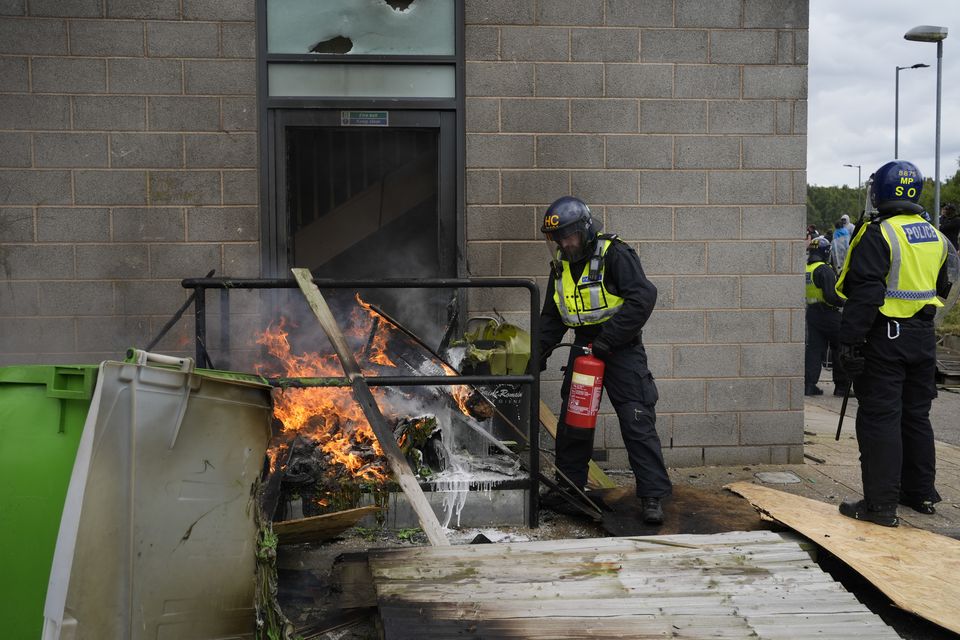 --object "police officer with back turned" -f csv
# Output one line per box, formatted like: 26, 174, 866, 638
804, 236, 848, 396
836, 160, 957, 527
538, 196, 671, 525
